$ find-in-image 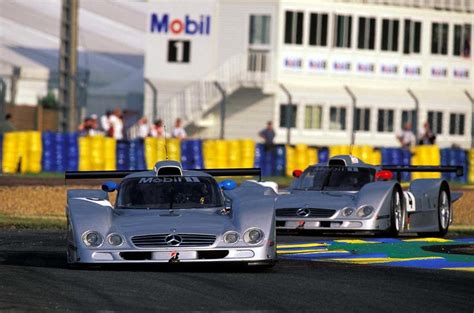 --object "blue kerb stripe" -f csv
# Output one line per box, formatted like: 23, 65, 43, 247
453, 238, 474, 243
